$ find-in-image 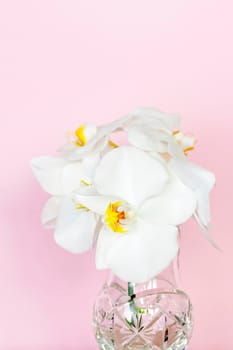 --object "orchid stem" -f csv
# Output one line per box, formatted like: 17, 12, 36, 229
128, 282, 135, 298
128, 282, 137, 326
